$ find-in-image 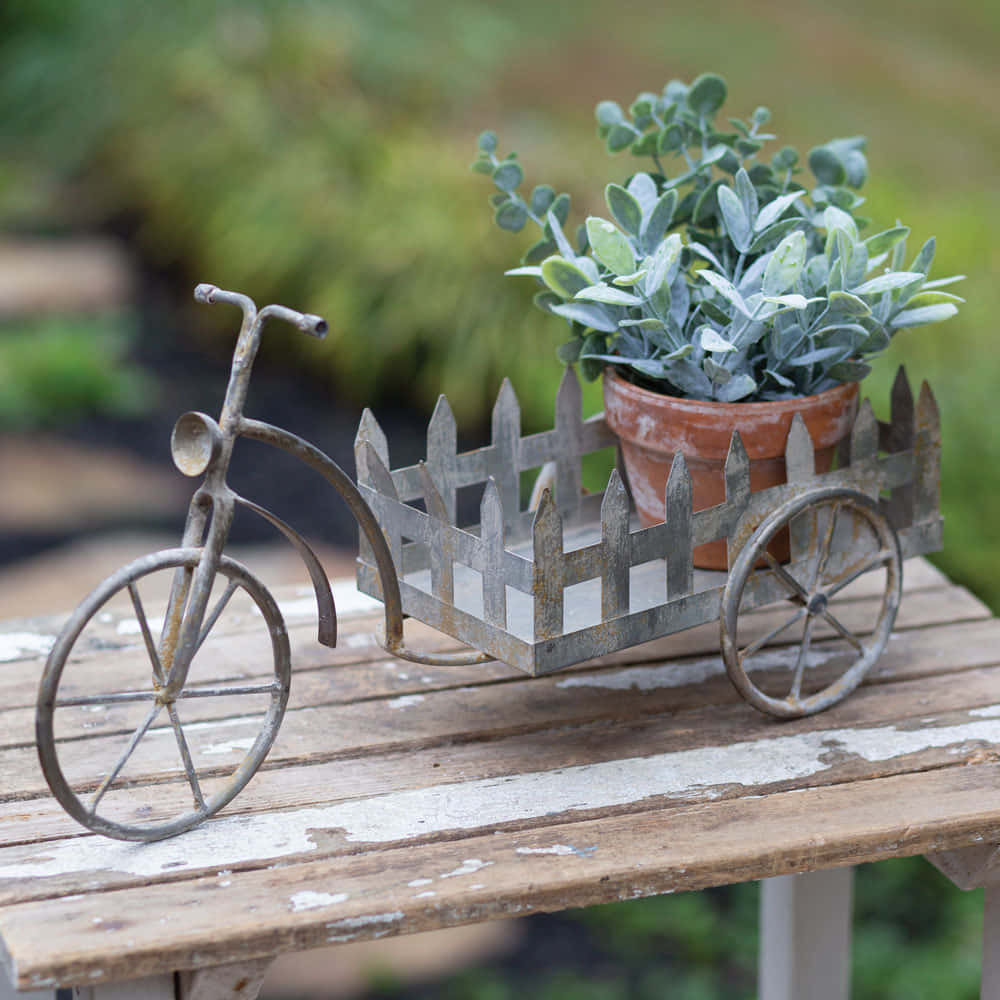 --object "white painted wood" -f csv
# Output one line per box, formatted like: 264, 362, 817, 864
178, 959, 270, 1000
0, 971, 54, 999
982, 885, 1000, 1000
759, 867, 854, 1000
